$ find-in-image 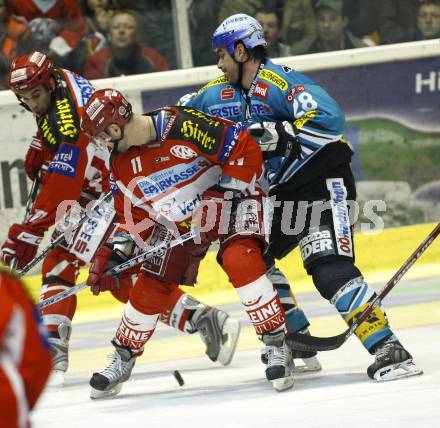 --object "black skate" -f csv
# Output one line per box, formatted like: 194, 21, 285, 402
90, 340, 136, 399
367, 336, 423, 382
261, 332, 294, 392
